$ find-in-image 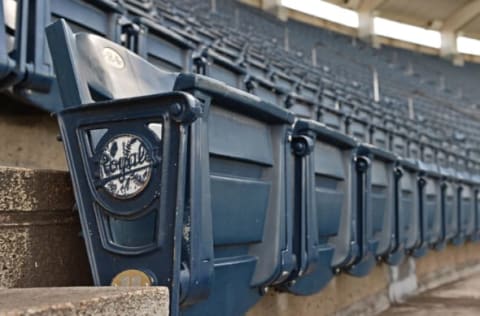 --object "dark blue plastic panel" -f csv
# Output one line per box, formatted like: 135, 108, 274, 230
135, 17, 194, 72
271, 70, 295, 92
0, 0, 18, 86
442, 180, 459, 242
173, 74, 296, 316
385, 160, 420, 265
202, 50, 246, 89
57, 92, 201, 316
347, 144, 396, 276
453, 156, 475, 245
371, 125, 390, 151
15, 0, 123, 111
285, 94, 317, 119
437, 151, 460, 246
321, 88, 337, 108
346, 117, 369, 143
459, 184, 475, 241
318, 105, 345, 132
285, 119, 358, 295
413, 143, 443, 255
391, 132, 408, 158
